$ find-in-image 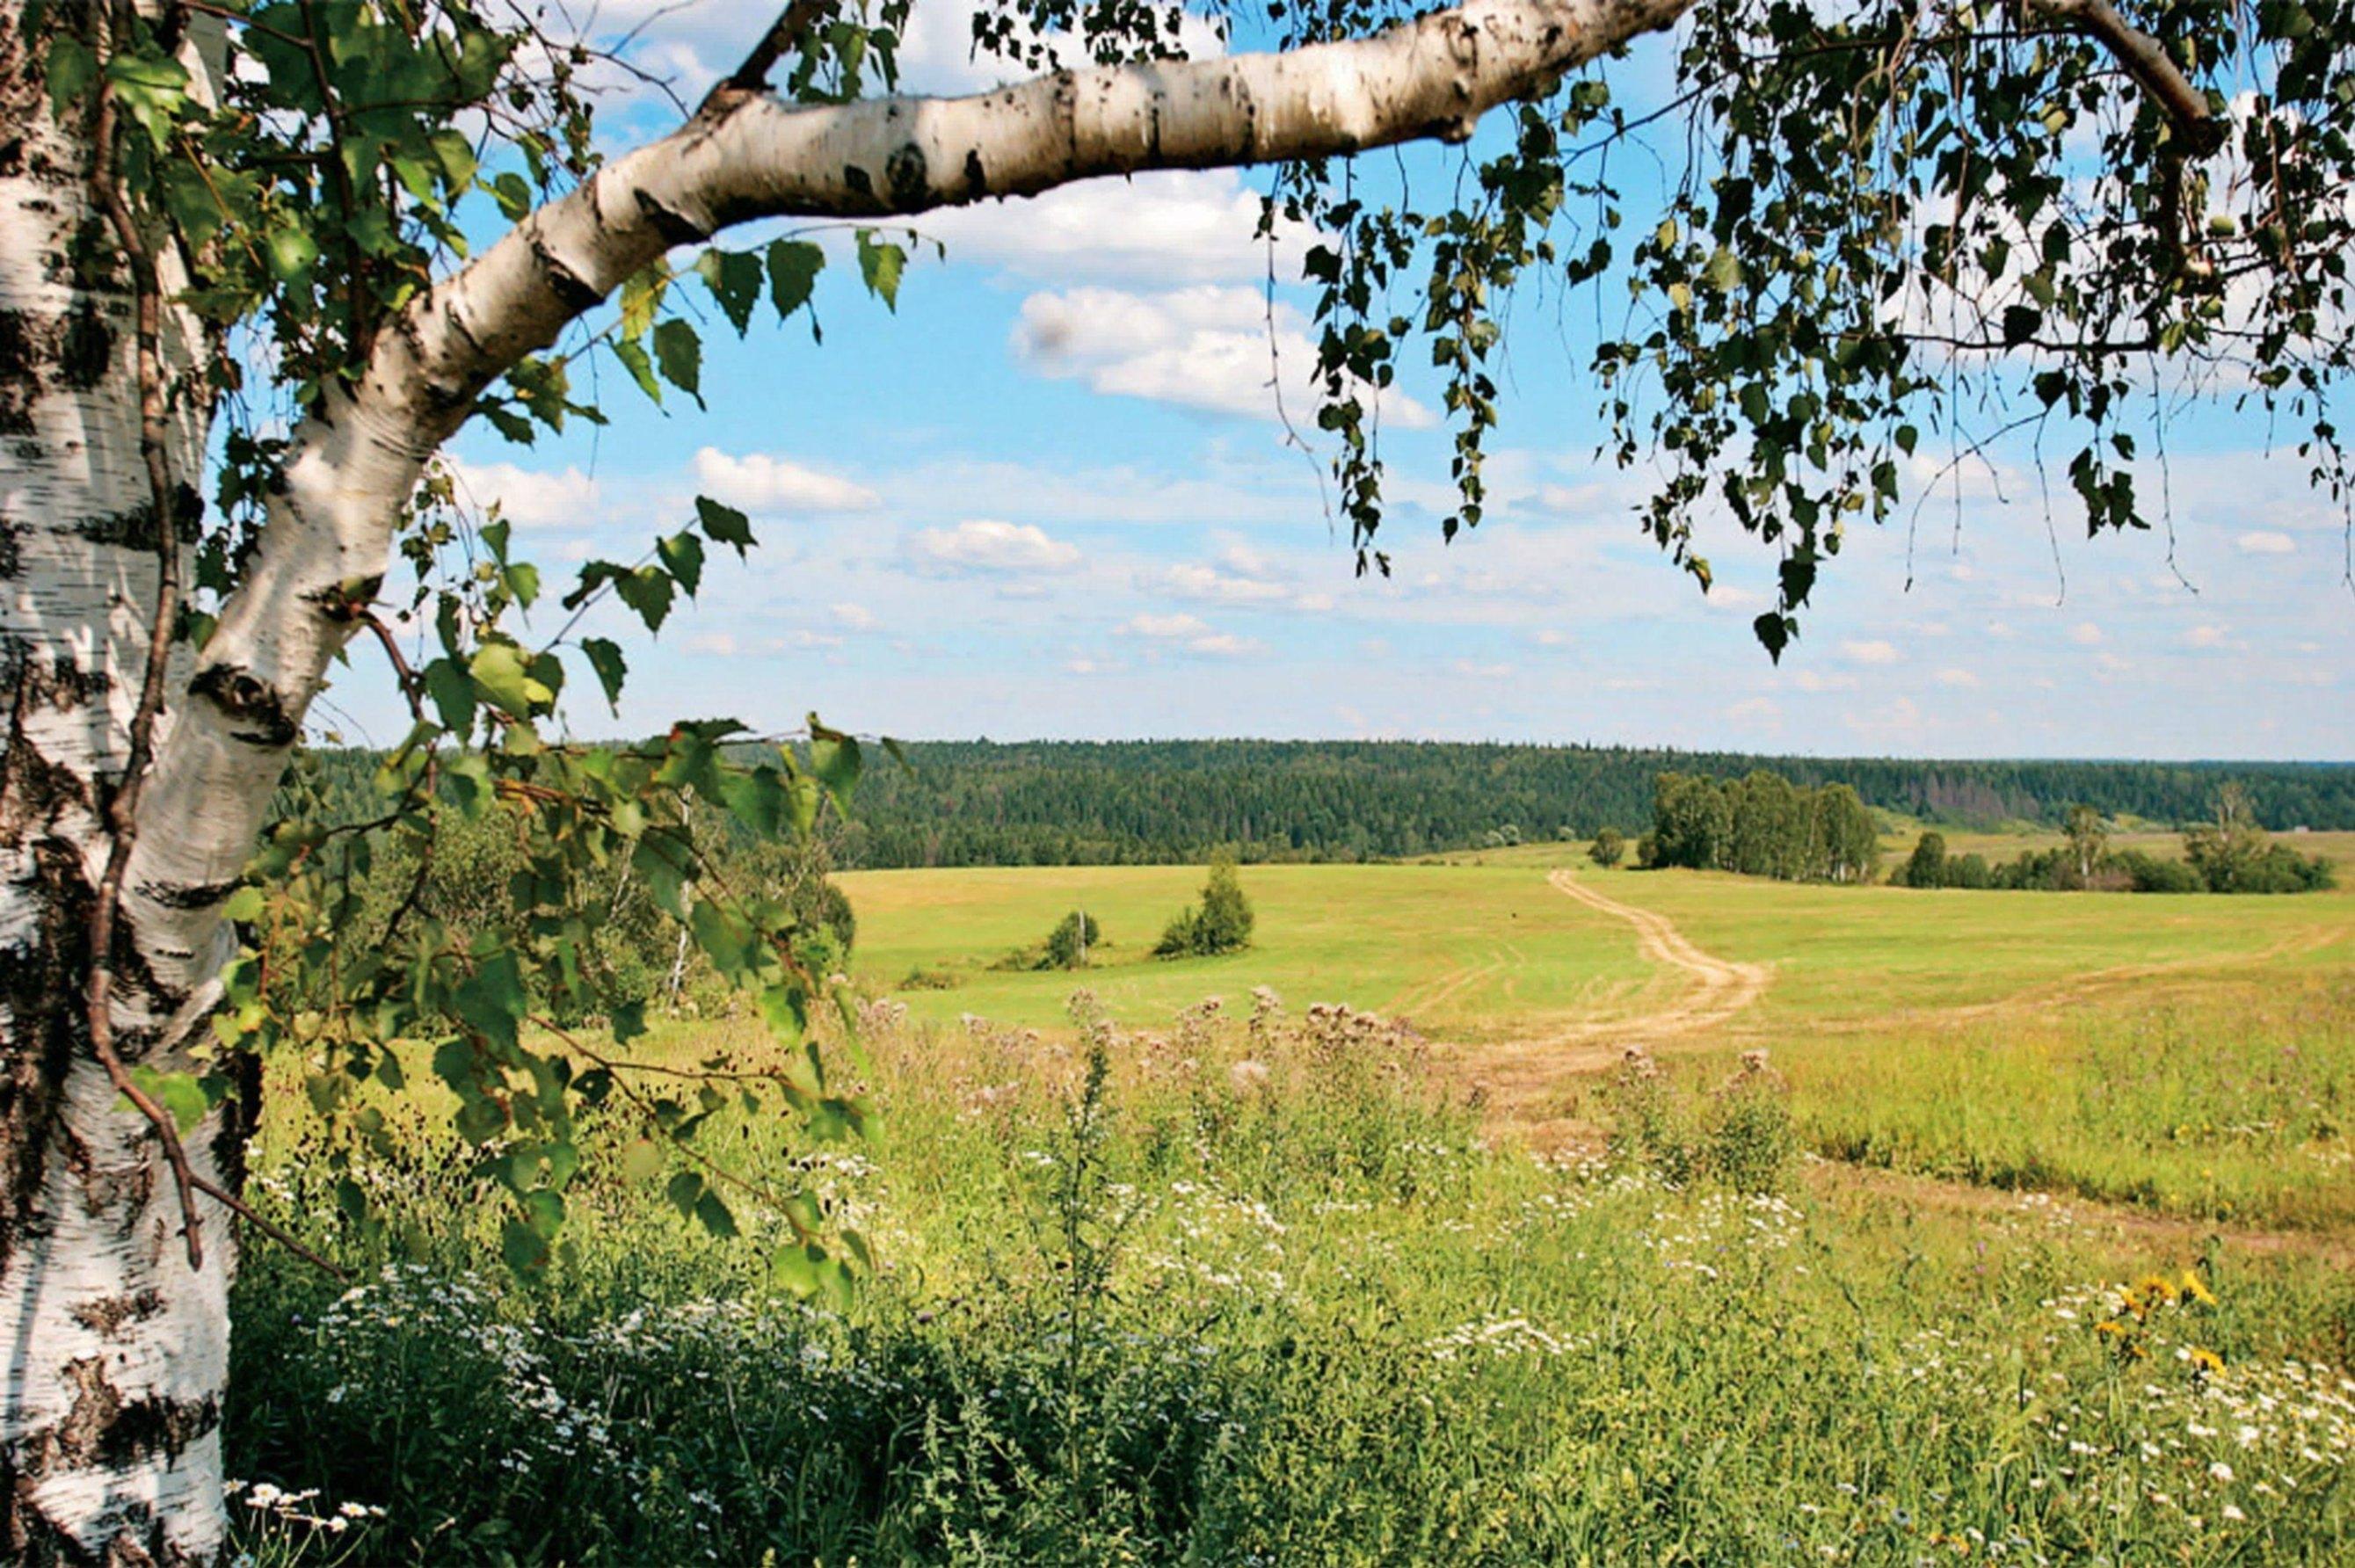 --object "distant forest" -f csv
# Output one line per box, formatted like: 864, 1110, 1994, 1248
285, 740, 2355, 868
795, 742, 2355, 867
